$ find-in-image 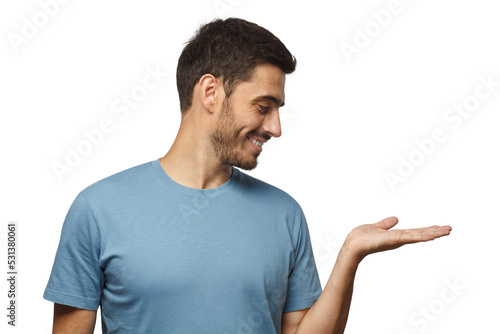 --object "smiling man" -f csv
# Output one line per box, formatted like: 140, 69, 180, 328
207, 63, 283, 171
44, 18, 451, 334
